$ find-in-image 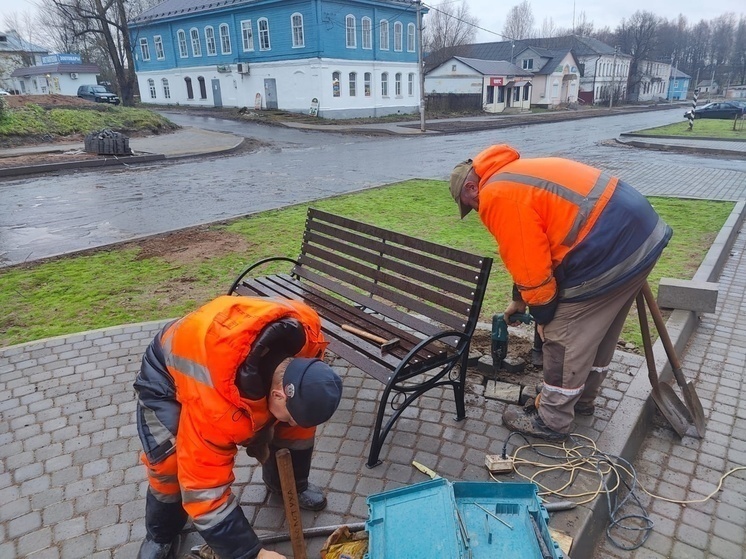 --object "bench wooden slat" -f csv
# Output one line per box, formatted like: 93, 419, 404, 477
303, 231, 478, 301
310, 208, 487, 267
306, 221, 486, 284
295, 256, 469, 332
